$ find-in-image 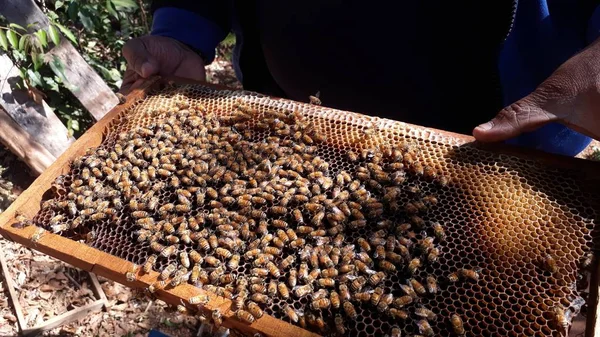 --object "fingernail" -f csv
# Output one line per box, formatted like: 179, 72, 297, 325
475, 122, 493, 131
